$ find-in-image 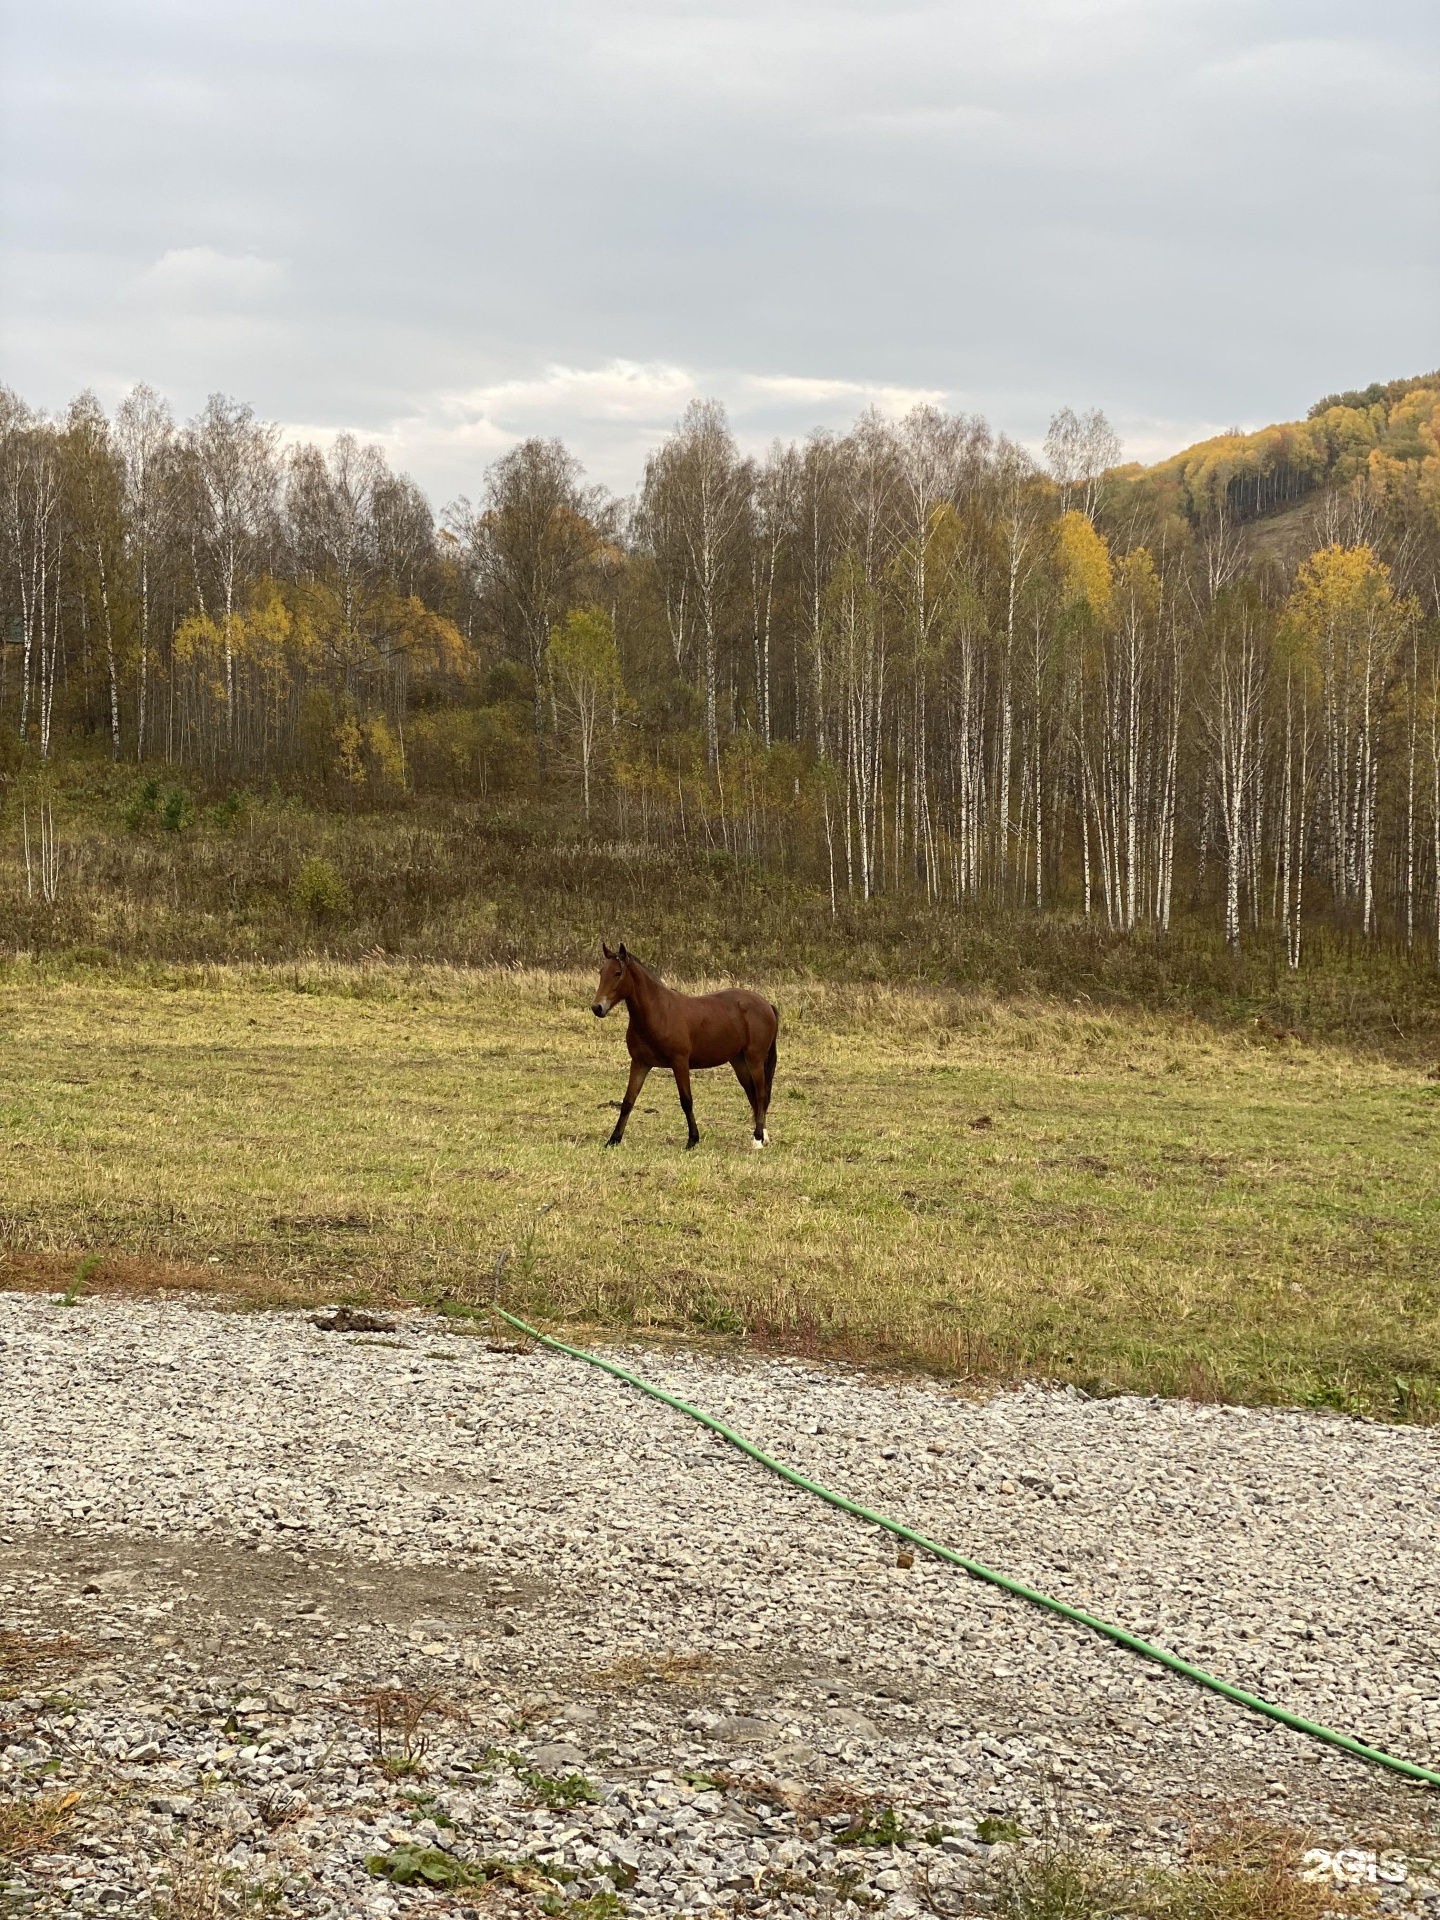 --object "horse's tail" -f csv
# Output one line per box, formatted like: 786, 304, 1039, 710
765, 1005, 779, 1096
